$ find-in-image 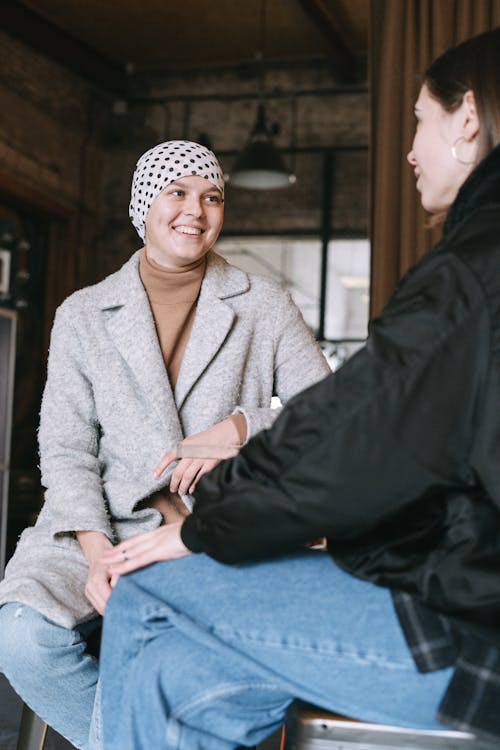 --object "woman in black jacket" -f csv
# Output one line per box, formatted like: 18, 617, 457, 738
100, 28, 500, 750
